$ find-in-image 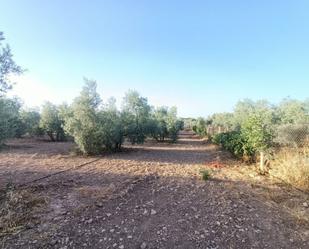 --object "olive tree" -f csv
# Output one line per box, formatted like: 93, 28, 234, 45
150, 106, 182, 142
15, 109, 42, 137
63, 79, 103, 154
0, 32, 22, 95
98, 97, 124, 151
121, 90, 151, 144
40, 102, 66, 141
278, 98, 309, 124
